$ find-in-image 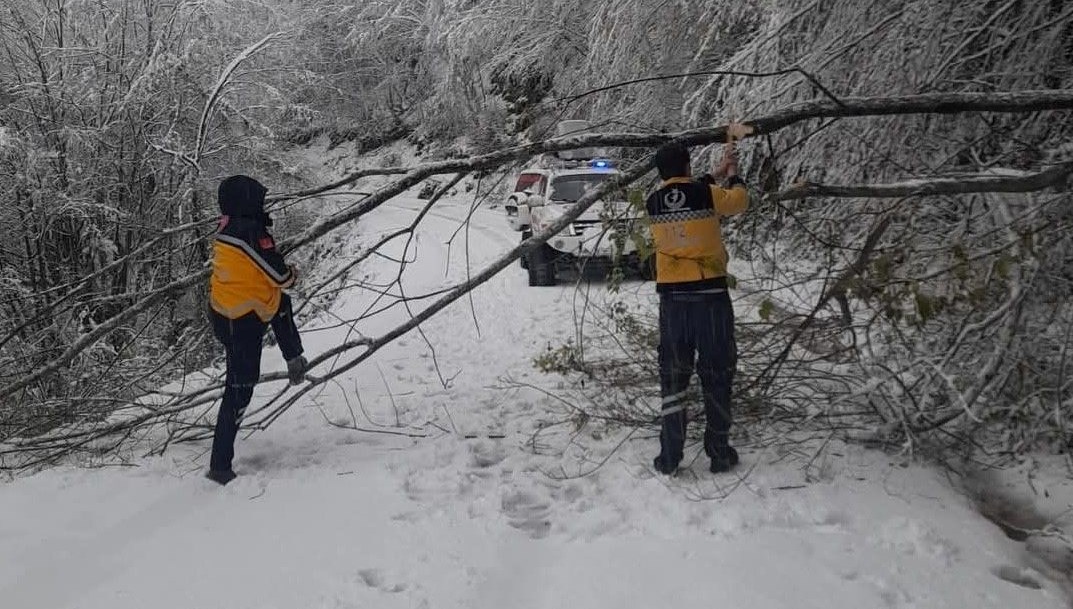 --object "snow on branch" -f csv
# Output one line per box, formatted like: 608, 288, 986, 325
773, 163, 1073, 200
272, 89, 1073, 207
0, 270, 210, 398
242, 160, 657, 431
195, 32, 284, 165
7, 90, 1073, 401
4, 89, 1073, 463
